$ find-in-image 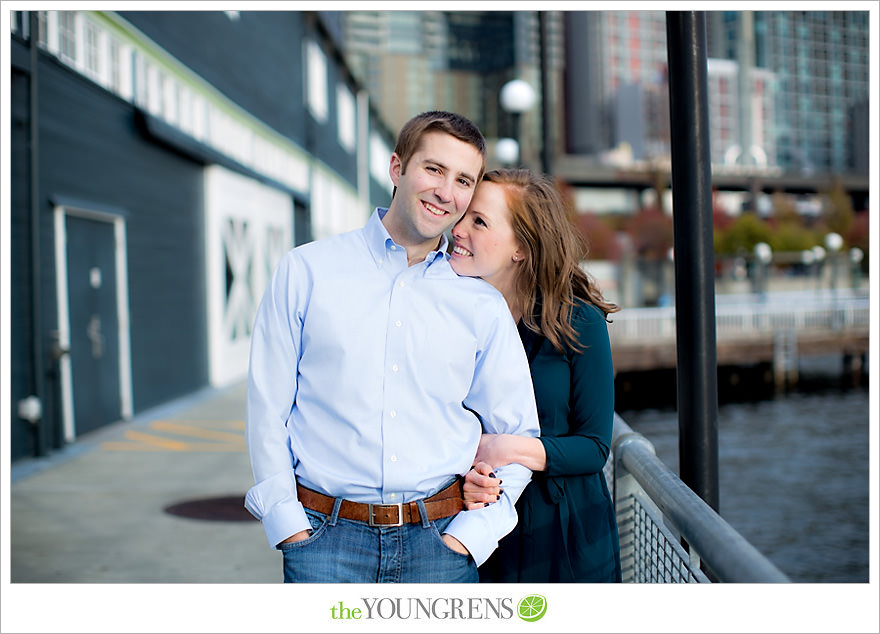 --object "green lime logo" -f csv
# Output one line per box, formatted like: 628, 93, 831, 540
517, 594, 547, 622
